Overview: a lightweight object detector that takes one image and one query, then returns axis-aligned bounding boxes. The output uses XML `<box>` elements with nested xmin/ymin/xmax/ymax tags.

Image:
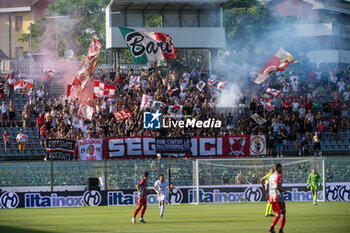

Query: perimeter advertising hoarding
<box><xmin>1</xmin><ymin>183</ymin><xmax>348</xmax><ymax>209</ymax></box>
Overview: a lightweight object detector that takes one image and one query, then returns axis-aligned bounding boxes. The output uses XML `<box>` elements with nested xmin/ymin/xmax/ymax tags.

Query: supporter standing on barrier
<box><xmin>266</xmin><ymin>163</ymin><xmax>286</xmax><ymax>233</ymax></box>
<box><xmin>132</xmin><ymin>172</ymin><xmax>149</xmax><ymax>224</ymax></box>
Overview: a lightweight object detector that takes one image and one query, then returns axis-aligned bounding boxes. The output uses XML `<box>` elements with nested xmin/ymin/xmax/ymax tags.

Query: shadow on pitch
<box><xmin>0</xmin><ymin>225</ymin><xmax>52</xmax><ymax>233</ymax></box>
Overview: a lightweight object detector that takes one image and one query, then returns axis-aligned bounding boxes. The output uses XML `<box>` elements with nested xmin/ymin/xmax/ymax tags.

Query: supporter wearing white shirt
<box><xmin>16</xmin><ymin>130</ymin><xmax>28</xmax><ymax>151</ymax></box>
<box><xmin>292</xmin><ymin>101</ymin><xmax>299</xmax><ymax>113</ymax></box>
<box><xmin>337</xmin><ymin>79</ymin><xmax>346</xmax><ymax>93</ymax></box>
<box><xmin>290</xmin><ymin>72</ymin><xmax>299</xmax><ymax>84</ymax></box>
<box><xmin>1</xmin><ymin>102</ymin><xmax>8</xmax><ymax>126</ymax></box>
<box><xmin>210</xmin><ymin>72</ymin><xmax>218</xmax><ymax>81</ymax></box>
<box><xmin>343</xmin><ymin>88</ymin><xmax>350</xmax><ymax>102</ymax></box>
<box><xmin>7</xmin><ymin>76</ymin><xmax>16</xmax><ymax>97</ymax></box>
<box><xmin>7</xmin><ymin>77</ymin><xmax>16</xmax><ymax>85</ymax></box>
<box><xmin>36</xmin><ymin>87</ymin><xmax>45</xmax><ymax>101</ymax></box>
<box><xmin>1</xmin><ymin>102</ymin><xmax>7</xmax><ymax>114</ymax></box>
<box><xmin>182</xmin><ymin>69</ymin><xmax>190</xmax><ymax>82</ymax></box>
<box><xmin>299</xmin><ymin>107</ymin><xmax>306</xmax><ymax>117</ymax></box>
<box><xmin>18</xmin><ymin>70</ymin><xmax>25</xmax><ymax>79</ymax></box>
<box><xmin>330</xmin><ymin>74</ymin><xmax>338</xmax><ymax>84</ymax></box>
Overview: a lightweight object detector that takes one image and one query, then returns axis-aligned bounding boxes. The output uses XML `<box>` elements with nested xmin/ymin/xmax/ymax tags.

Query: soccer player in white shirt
<box><xmin>154</xmin><ymin>174</ymin><xmax>170</xmax><ymax>218</ymax></box>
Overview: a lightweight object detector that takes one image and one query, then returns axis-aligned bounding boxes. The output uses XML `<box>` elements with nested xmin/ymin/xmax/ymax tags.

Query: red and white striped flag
<box><xmin>93</xmin><ymin>80</ymin><xmax>116</xmax><ymax>99</ymax></box>
<box><xmin>113</xmin><ymin>109</ymin><xmax>132</xmax><ymax>121</ymax></box>
<box><xmin>254</xmin><ymin>48</ymin><xmax>297</xmax><ymax>84</ymax></box>
<box><xmin>266</xmin><ymin>88</ymin><xmax>282</xmax><ymax>97</ymax></box>
<box><xmin>14</xmin><ymin>79</ymin><xmax>34</xmax><ymax>90</ymax></box>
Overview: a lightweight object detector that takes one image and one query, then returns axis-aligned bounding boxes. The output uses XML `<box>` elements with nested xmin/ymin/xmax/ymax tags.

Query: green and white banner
<box><xmin>119</xmin><ymin>27</ymin><xmax>177</xmax><ymax>64</ymax></box>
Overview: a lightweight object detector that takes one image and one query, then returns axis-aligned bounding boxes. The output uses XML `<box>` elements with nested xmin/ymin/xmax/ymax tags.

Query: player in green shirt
<box><xmin>260</xmin><ymin>168</ymin><xmax>274</xmax><ymax>216</ymax></box>
<box><xmin>307</xmin><ymin>168</ymin><xmax>322</xmax><ymax>205</ymax></box>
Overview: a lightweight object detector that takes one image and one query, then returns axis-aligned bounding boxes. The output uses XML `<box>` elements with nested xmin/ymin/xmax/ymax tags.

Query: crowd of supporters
<box><xmin>1</xmin><ymin>64</ymin><xmax>350</xmax><ymax>156</ymax></box>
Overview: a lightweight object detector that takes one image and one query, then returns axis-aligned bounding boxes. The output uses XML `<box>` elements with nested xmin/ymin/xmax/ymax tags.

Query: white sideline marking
<box><xmin>116</xmin><ymin>224</ymin><xmax>349</xmax><ymax>232</ymax></box>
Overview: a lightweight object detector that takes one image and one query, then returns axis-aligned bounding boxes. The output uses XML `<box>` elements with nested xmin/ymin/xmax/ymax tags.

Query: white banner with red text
<box><xmin>79</xmin><ymin>139</ymin><xmax>103</xmax><ymax>160</ymax></box>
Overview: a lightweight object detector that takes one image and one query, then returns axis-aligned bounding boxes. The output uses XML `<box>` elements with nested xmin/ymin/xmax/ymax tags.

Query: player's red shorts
<box><xmin>271</xmin><ymin>201</ymin><xmax>286</xmax><ymax>214</ymax></box>
<box><xmin>137</xmin><ymin>198</ymin><xmax>147</xmax><ymax>207</ymax></box>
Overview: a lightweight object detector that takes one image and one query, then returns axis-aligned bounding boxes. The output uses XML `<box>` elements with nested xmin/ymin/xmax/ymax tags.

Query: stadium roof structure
<box><xmin>105</xmin><ymin>0</ymin><xmax>226</xmax><ymax>49</ymax></box>
<box><xmin>108</xmin><ymin>0</ymin><xmax>226</xmax><ymax>12</ymax></box>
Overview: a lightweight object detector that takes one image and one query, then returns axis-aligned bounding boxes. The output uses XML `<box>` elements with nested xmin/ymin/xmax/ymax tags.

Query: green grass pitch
<box><xmin>0</xmin><ymin>202</ymin><xmax>350</xmax><ymax>233</ymax></box>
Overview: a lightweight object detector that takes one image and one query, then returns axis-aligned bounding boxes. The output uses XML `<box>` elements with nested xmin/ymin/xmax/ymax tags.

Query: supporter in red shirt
<box><xmin>316</xmin><ymin>121</ymin><xmax>326</xmax><ymax>139</ymax></box>
<box><xmin>36</xmin><ymin>112</ymin><xmax>45</xmax><ymax>138</ymax></box>
<box><xmin>304</xmin><ymin>99</ymin><xmax>312</xmax><ymax>112</ymax></box>
<box><xmin>333</xmin><ymin>99</ymin><xmax>341</xmax><ymax>117</ymax></box>
<box><xmin>5</xmin><ymin>70</ymin><xmax>14</xmax><ymax>80</ymax></box>
<box><xmin>2</xmin><ymin>129</ymin><xmax>11</xmax><ymax>152</ymax></box>
<box><xmin>282</xmin><ymin>99</ymin><xmax>291</xmax><ymax>113</ymax></box>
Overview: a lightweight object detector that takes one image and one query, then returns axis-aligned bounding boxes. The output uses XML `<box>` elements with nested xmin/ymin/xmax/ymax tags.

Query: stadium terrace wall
<box><xmin>1</xmin><ymin>183</ymin><xmax>349</xmax><ymax>209</ymax></box>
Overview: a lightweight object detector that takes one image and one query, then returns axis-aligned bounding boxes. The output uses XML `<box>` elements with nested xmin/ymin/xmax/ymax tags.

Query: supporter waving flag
<box><xmin>72</xmin><ymin>38</ymin><xmax>101</xmax><ymax>88</ymax></box>
<box><xmin>266</xmin><ymin>88</ymin><xmax>282</xmax><ymax>97</ymax></box>
<box><xmin>168</xmin><ymin>105</ymin><xmax>182</xmax><ymax>121</ymax></box>
<box><xmin>113</xmin><ymin>109</ymin><xmax>132</xmax><ymax>121</ymax></box>
<box><xmin>254</xmin><ymin>48</ymin><xmax>298</xmax><ymax>84</ymax></box>
<box><xmin>119</xmin><ymin>27</ymin><xmax>177</xmax><ymax>64</ymax></box>
<box><xmin>214</xmin><ymin>81</ymin><xmax>226</xmax><ymax>93</ymax></box>
<box><xmin>196</xmin><ymin>81</ymin><xmax>205</xmax><ymax>92</ymax></box>
<box><xmin>141</xmin><ymin>94</ymin><xmax>153</xmax><ymax>110</ymax></box>
<box><xmin>129</xmin><ymin>76</ymin><xmax>141</xmax><ymax>90</ymax></box>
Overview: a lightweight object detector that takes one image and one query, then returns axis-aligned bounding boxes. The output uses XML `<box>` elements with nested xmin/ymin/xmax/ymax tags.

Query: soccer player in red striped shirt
<box><xmin>132</xmin><ymin>172</ymin><xmax>149</xmax><ymax>223</ymax></box>
<box><xmin>266</xmin><ymin>163</ymin><xmax>286</xmax><ymax>233</ymax></box>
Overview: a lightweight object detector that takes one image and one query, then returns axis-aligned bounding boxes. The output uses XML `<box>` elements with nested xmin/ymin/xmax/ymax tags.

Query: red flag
<box><xmin>14</xmin><ymin>79</ymin><xmax>34</xmax><ymax>90</ymax></box>
<box><xmin>113</xmin><ymin>109</ymin><xmax>132</xmax><ymax>121</ymax></box>
<box><xmin>47</xmin><ymin>69</ymin><xmax>56</xmax><ymax>77</ymax></box>
<box><xmin>67</xmin><ymin>84</ymin><xmax>73</xmax><ymax>97</ymax></box>
<box><xmin>254</xmin><ymin>48</ymin><xmax>297</xmax><ymax>84</ymax></box>
<box><xmin>93</xmin><ymin>80</ymin><xmax>116</xmax><ymax>99</ymax></box>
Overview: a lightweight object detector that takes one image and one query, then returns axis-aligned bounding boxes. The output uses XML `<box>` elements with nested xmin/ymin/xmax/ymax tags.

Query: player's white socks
<box><xmin>160</xmin><ymin>205</ymin><xmax>164</xmax><ymax>218</ymax></box>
